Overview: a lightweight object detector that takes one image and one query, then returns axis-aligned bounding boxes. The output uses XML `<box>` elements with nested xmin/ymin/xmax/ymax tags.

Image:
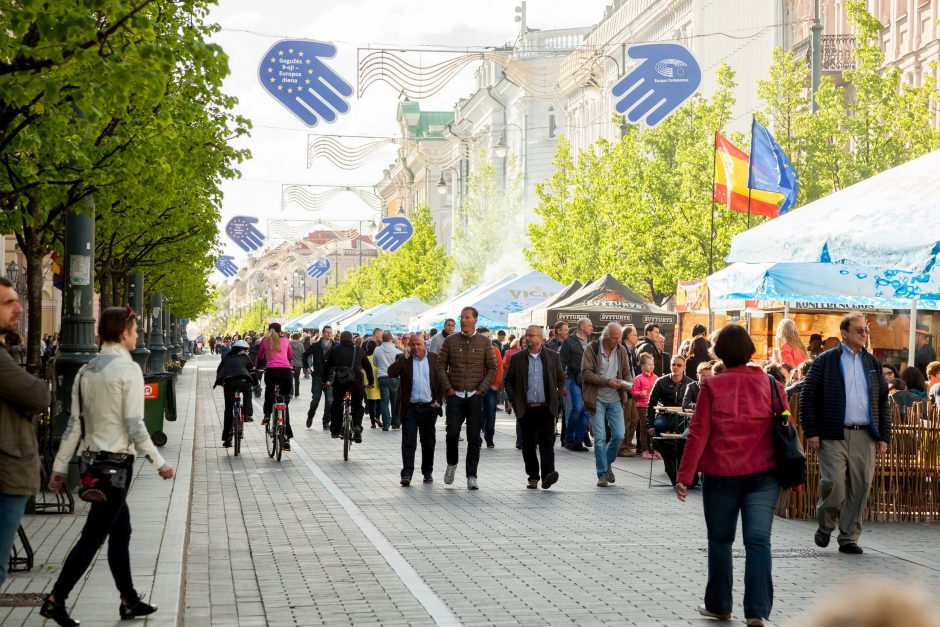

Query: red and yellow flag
<box><xmin>713</xmin><ymin>133</ymin><xmax>785</xmax><ymax>218</ymax></box>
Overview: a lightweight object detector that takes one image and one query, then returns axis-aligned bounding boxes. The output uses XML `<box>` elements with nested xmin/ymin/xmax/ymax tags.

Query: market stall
<box><xmin>544</xmin><ymin>274</ymin><xmax>675</xmax><ymax>346</ymax></box>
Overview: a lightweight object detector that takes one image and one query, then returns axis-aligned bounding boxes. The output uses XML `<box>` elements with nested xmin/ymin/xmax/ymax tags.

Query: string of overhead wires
<box><xmin>218</xmin><ymin>18</ymin><xmax>813</xmax><ymax>47</ymax></box>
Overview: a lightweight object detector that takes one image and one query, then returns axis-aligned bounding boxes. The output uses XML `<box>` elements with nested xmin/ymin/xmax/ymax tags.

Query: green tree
<box><xmin>317</xmin><ymin>205</ymin><xmax>452</xmax><ymax>309</ymax></box>
<box><xmin>0</xmin><ymin>1</ymin><xmax>246</xmax><ymax>369</ymax></box>
<box><xmin>452</xmin><ymin>152</ymin><xmax>523</xmax><ymax>289</ymax></box>
<box><xmin>528</xmin><ymin>65</ymin><xmax>745</xmax><ymax>304</ymax></box>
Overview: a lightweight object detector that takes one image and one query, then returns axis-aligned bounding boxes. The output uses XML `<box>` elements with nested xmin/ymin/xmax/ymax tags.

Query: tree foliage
<box><xmin>452</xmin><ymin>152</ymin><xmax>524</xmax><ymax>289</ymax></box>
<box><xmin>317</xmin><ymin>205</ymin><xmax>452</xmax><ymax>310</ymax></box>
<box><xmin>527</xmin><ymin>65</ymin><xmax>745</xmax><ymax>304</ymax></box>
<box><xmin>0</xmin><ymin>1</ymin><xmax>247</xmax><ymax>369</ymax></box>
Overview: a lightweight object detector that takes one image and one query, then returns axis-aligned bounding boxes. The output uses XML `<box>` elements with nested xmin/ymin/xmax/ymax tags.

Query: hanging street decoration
<box><xmin>226</xmin><ymin>216</ymin><xmax>266</xmax><ymax>252</ymax></box>
<box><xmin>611</xmin><ymin>43</ymin><xmax>701</xmax><ymax>127</ymax></box>
<box><xmin>374</xmin><ymin>216</ymin><xmax>414</xmax><ymax>253</ymax></box>
<box><xmin>307</xmin><ymin>257</ymin><xmax>332</xmax><ymax>279</ymax></box>
<box><xmin>215</xmin><ymin>255</ymin><xmax>239</xmax><ymax>278</ymax></box>
<box><xmin>259</xmin><ymin>39</ymin><xmax>353</xmax><ymax>127</ymax></box>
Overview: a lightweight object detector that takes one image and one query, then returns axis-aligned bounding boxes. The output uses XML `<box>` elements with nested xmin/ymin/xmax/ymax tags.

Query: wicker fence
<box><xmin>776</xmin><ymin>397</ymin><xmax>940</xmax><ymax>522</ymax></box>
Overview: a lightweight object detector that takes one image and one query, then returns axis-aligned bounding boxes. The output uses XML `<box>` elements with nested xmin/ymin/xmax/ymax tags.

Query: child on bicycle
<box><xmin>214</xmin><ymin>340</ymin><xmax>255</xmax><ymax>448</ymax></box>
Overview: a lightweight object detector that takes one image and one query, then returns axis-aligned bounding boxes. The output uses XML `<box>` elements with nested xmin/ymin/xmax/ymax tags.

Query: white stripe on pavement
<box><xmin>290</xmin><ymin>441</ymin><xmax>462</xmax><ymax>627</ymax></box>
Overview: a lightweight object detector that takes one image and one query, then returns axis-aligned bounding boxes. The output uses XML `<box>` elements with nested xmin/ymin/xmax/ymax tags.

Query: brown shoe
<box><xmin>541</xmin><ymin>471</ymin><xmax>559</xmax><ymax>489</ymax></box>
<box><xmin>400</xmin><ymin>476</ymin><xmax>411</xmax><ymax>487</ymax></box>
<box><xmin>423</xmin><ymin>474</ymin><xmax>433</xmax><ymax>483</ymax></box>
<box><xmin>527</xmin><ymin>479</ymin><xmax>539</xmax><ymax>489</ymax></box>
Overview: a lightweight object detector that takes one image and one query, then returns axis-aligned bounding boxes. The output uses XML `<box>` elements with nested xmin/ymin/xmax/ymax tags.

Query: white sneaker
<box><xmin>467</xmin><ymin>477</ymin><xmax>478</xmax><ymax>490</ymax></box>
<box><xmin>444</xmin><ymin>464</ymin><xmax>457</xmax><ymax>485</ymax></box>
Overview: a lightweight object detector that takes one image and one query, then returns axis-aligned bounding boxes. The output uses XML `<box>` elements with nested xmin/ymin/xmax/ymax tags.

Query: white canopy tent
<box><xmin>721</xmin><ymin>148</ymin><xmax>940</xmax><ymax>362</ymax></box>
<box><xmin>337</xmin><ymin>304</ymin><xmax>389</xmax><ymax>335</ymax></box>
<box><xmin>353</xmin><ymin>297</ymin><xmax>428</xmax><ymax>334</ymax></box>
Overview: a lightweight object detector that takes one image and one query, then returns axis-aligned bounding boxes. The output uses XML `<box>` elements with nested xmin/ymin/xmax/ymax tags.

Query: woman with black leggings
<box><xmin>257</xmin><ymin>323</ymin><xmax>294</xmax><ymax>450</ymax></box>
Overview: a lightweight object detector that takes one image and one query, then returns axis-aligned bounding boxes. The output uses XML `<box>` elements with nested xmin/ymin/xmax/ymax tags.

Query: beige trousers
<box><xmin>816</xmin><ymin>428</ymin><xmax>876</xmax><ymax>545</ymax></box>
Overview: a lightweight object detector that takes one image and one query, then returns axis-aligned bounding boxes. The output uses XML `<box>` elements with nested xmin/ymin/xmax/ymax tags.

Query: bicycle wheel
<box><xmin>343</xmin><ymin>406</ymin><xmax>351</xmax><ymax>461</ymax></box>
<box><xmin>233</xmin><ymin>407</ymin><xmax>242</xmax><ymax>457</ymax></box>
<box><xmin>265</xmin><ymin>414</ymin><xmax>276</xmax><ymax>458</ymax></box>
<box><xmin>274</xmin><ymin>409</ymin><xmax>283</xmax><ymax>462</ymax></box>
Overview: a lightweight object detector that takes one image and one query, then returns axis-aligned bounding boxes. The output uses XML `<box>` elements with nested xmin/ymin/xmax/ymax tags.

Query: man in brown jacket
<box><xmin>582</xmin><ymin>322</ymin><xmax>633</xmax><ymax>487</ymax></box>
<box><xmin>388</xmin><ymin>334</ymin><xmax>445</xmax><ymax>486</ymax></box>
<box><xmin>505</xmin><ymin>325</ymin><xmax>565</xmax><ymax>489</ymax></box>
<box><xmin>437</xmin><ymin>306</ymin><xmax>497</xmax><ymax>490</ymax></box>
<box><xmin>0</xmin><ymin>277</ymin><xmax>50</xmax><ymax>588</ymax></box>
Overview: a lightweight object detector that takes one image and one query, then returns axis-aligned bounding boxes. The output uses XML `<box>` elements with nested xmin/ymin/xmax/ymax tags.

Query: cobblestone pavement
<box><xmin>3</xmin><ymin>355</ymin><xmax>939</xmax><ymax>626</ymax></box>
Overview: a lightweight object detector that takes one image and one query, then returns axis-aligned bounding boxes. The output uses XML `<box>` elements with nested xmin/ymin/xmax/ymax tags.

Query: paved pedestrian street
<box><xmin>3</xmin><ymin>356</ymin><xmax>939</xmax><ymax>626</ymax></box>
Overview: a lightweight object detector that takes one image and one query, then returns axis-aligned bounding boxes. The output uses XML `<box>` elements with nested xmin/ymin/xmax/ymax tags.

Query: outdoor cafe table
<box><xmin>649</xmin><ymin>406</ymin><xmax>695</xmax><ymax>487</ymax></box>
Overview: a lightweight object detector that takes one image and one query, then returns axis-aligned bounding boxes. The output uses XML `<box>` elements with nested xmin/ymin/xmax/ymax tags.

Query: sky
<box><xmin>207</xmin><ymin>0</ymin><xmax>610</xmax><ymax>281</ymax></box>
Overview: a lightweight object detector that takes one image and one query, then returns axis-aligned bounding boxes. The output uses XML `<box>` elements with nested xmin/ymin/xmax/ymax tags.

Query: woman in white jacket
<box><xmin>41</xmin><ymin>307</ymin><xmax>176</xmax><ymax>626</ymax></box>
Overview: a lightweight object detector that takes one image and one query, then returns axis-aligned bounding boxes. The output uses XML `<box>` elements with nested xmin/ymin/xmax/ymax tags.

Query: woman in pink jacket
<box><xmin>676</xmin><ymin>324</ymin><xmax>788</xmax><ymax>627</ymax></box>
<box><xmin>256</xmin><ymin>322</ymin><xmax>294</xmax><ymax>450</ymax></box>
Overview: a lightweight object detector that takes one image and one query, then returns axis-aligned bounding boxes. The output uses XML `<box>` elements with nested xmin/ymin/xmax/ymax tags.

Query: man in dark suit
<box><xmin>505</xmin><ymin>325</ymin><xmax>566</xmax><ymax>489</ymax></box>
<box><xmin>303</xmin><ymin>325</ymin><xmax>337</xmax><ymax>429</ymax></box>
<box><xmin>388</xmin><ymin>333</ymin><xmax>445</xmax><ymax>486</ymax></box>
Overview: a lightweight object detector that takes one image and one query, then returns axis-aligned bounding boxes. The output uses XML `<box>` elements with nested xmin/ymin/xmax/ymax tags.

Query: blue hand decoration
<box><xmin>611</xmin><ymin>43</ymin><xmax>701</xmax><ymax>127</ymax></box>
<box><xmin>374</xmin><ymin>217</ymin><xmax>414</xmax><ymax>253</ymax></box>
<box><xmin>307</xmin><ymin>257</ymin><xmax>331</xmax><ymax>279</ymax></box>
<box><xmin>259</xmin><ymin>39</ymin><xmax>353</xmax><ymax>127</ymax></box>
<box><xmin>226</xmin><ymin>216</ymin><xmax>265</xmax><ymax>252</ymax></box>
<box><xmin>215</xmin><ymin>256</ymin><xmax>238</xmax><ymax>278</ymax></box>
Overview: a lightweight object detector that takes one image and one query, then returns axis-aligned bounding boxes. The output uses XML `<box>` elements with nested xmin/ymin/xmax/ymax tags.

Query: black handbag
<box><xmin>75</xmin><ymin>374</ymin><xmax>134</xmax><ymax>503</ymax></box>
<box><xmin>769</xmin><ymin>375</ymin><xmax>806</xmax><ymax>489</ymax></box>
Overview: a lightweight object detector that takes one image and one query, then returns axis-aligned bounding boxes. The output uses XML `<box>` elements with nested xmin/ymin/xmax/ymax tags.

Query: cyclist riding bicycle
<box><xmin>323</xmin><ymin>330</ymin><xmax>374</xmax><ymax>442</ymax></box>
<box><xmin>214</xmin><ymin>340</ymin><xmax>256</xmax><ymax>448</ymax></box>
<box><xmin>256</xmin><ymin>322</ymin><xmax>294</xmax><ymax>451</ymax></box>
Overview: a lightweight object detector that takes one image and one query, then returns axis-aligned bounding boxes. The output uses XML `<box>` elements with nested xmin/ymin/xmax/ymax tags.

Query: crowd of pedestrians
<box><xmin>204</xmin><ymin>308</ymin><xmax>922</xmax><ymax>626</ymax></box>
<box><xmin>2</xmin><ymin>279</ymin><xmax>933</xmax><ymax>627</ymax></box>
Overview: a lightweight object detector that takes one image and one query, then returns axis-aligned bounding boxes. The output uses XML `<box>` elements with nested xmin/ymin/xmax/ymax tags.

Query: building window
<box><xmin>548</xmin><ymin>106</ymin><xmax>557</xmax><ymax>138</ymax></box>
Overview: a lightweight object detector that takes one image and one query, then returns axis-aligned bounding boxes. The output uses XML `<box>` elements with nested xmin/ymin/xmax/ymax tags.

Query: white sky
<box><xmin>208</xmin><ymin>0</ymin><xmax>610</xmax><ymax>280</ymax></box>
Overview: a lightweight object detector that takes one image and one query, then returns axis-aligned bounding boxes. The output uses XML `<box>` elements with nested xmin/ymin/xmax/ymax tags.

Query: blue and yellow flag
<box><xmin>747</xmin><ymin>119</ymin><xmax>798</xmax><ymax>214</ymax></box>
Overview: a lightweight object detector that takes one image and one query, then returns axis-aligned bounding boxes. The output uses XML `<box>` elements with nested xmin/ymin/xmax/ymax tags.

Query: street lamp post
<box><xmin>127</xmin><ymin>273</ymin><xmax>150</xmax><ymax>371</ymax></box>
<box><xmin>52</xmin><ymin>200</ymin><xmax>97</xmax><ymax>437</ymax></box>
<box><xmin>148</xmin><ymin>294</ymin><xmax>167</xmax><ymax>374</ymax></box>
<box><xmin>282</xmin><ymin>276</ymin><xmax>288</xmax><ymax>314</ymax></box>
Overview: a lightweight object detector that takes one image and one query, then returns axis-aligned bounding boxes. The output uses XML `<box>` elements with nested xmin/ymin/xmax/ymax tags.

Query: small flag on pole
<box><xmin>713</xmin><ymin>133</ymin><xmax>784</xmax><ymax>217</ymax></box>
<box><xmin>747</xmin><ymin>118</ymin><xmax>798</xmax><ymax>214</ymax></box>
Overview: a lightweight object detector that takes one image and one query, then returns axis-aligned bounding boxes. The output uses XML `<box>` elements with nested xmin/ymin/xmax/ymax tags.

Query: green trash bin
<box><xmin>144</xmin><ymin>373</ymin><xmax>175</xmax><ymax>447</ymax></box>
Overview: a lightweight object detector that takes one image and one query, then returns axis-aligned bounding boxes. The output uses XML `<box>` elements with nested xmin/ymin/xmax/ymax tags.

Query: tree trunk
<box><xmin>112</xmin><ymin>271</ymin><xmax>126</xmax><ymax>306</ymax></box>
<box><xmin>23</xmin><ymin>243</ymin><xmax>45</xmax><ymax>375</ymax></box>
<box><xmin>99</xmin><ymin>263</ymin><xmax>112</xmax><ymax>310</ymax></box>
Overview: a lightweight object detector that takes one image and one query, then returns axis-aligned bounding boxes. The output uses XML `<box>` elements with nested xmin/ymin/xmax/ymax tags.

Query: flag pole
<box><xmin>709</xmin><ymin>130</ymin><xmax>718</xmax><ymax>333</ymax></box>
<box><xmin>709</xmin><ymin>130</ymin><xmax>717</xmax><ymax>277</ymax></box>
<box><xmin>746</xmin><ymin>115</ymin><xmax>754</xmax><ymax>229</ymax></box>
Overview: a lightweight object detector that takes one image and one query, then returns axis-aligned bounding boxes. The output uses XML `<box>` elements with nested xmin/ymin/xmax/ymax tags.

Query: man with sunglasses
<box><xmin>801</xmin><ymin>312</ymin><xmax>889</xmax><ymax>555</ymax></box>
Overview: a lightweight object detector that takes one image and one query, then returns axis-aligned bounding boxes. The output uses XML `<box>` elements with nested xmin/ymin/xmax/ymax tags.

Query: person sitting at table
<box><xmin>682</xmin><ymin>361</ymin><xmax>714</xmax><ymax>411</ymax></box>
<box><xmin>647</xmin><ymin>354</ymin><xmax>694</xmax><ymax>438</ymax></box>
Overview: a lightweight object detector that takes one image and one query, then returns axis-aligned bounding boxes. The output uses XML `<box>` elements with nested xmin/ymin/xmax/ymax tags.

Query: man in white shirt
<box><xmin>388</xmin><ymin>334</ymin><xmax>443</xmax><ymax>486</ymax></box>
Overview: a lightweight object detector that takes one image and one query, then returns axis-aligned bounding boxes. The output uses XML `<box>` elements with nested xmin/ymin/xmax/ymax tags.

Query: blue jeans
<box><xmin>590</xmin><ymin>399</ymin><xmax>624</xmax><ymax>476</ymax></box>
<box><xmin>483</xmin><ymin>389</ymin><xmax>497</xmax><ymax>445</ymax></box>
<box><xmin>564</xmin><ymin>380</ymin><xmax>590</xmax><ymax>446</ymax></box>
<box><xmin>702</xmin><ymin>471</ymin><xmax>780</xmax><ymax>620</ymax></box>
<box><xmin>0</xmin><ymin>494</ymin><xmax>29</xmax><ymax>587</ymax></box>
<box><xmin>379</xmin><ymin>377</ymin><xmax>400</xmax><ymax>428</ymax></box>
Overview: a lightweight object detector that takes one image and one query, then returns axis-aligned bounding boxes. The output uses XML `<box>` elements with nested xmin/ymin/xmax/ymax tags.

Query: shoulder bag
<box><xmin>75</xmin><ymin>372</ymin><xmax>134</xmax><ymax>503</ymax></box>
<box><xmin>334</xmin><ymin>346</ymin><xmax>359</xmax><ymax>386</ymax></box>
<box><xmin>769</xmin><ymin>375</ymin><xmax>806</xmax><ymax>489</ymax></box>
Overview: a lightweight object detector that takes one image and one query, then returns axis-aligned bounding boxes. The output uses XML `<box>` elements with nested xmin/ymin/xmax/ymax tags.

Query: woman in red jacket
<box><xmin>676</xmin><ymin>324</ymin><xmax>788</xmax><ymax>627</ymax></box>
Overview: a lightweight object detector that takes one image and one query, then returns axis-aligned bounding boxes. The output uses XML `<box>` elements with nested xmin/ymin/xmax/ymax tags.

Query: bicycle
<box><xmin>266</xmin><ymin>384</ymin><xmax>288</xmax><ymax>461</ymax></box>
<box><xmin>342</xmin><ymin>390</ymin><xmax>353</xmax><ymax>461</ymax></box>
<box><xmin>231</xmin><ymin>388</ymin><xmax>244</xmax><ymax>457</ymax></box>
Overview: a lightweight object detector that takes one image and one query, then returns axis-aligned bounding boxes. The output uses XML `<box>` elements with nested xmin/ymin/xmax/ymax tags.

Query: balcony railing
<box><xmin>791</xmin><ymin>34</ymin><xmax>856</xmax><ymax>72</ymax></box>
